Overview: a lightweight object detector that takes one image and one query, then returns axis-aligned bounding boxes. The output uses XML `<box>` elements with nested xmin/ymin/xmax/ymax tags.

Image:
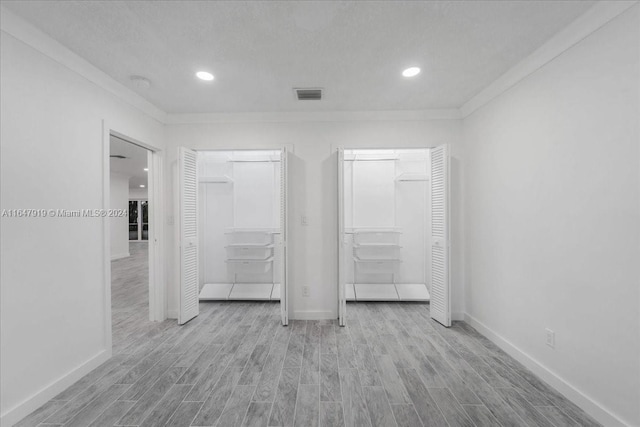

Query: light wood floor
<box><xmin>15</xmin><ymin>244</ymin><xmax>601</xmax><ymax>427</ymax></box>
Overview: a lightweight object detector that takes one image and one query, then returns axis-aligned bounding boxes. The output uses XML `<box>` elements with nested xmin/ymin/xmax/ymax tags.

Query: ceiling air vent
<box><xmin>295</xmin><ymin>88</ymin><xmax>322</xmax><ymax>101</ymax></box>
<box><xmin>110</xmin><ymin>155</ymin><xmax>127</xmax><ymax>159</ymax></box>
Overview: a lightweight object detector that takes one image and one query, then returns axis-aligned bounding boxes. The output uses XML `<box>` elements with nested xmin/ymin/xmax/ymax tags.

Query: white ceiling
<box><xmin>4</xmin><ymin>1</ymin><xmax>595</xmax><ymax>114</ymax></box>
<box><xmin>110</xmin><ymin>136</ymin><xmax>148</xmax><ymax>190</ymax></box>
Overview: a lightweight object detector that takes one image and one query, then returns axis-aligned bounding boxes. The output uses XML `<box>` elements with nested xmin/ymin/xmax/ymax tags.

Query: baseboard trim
<box><xmin>1</xmin><ymin>349</ymin><xmax>111</xmax><ymax>427</ymax></box>
<box><xmin>464</xmin><ymin>313</ymin><xmax>629</xmax><ymax>427</ymax></box>
<box><xmin>110</xmin><ymin>252</ymin><xmax>130</xmax><ymax>261</ymax></box>
<box><xmin>167</xmin><ymin>309</ymin><xmax>178</xmax><ymax>320</ymax></box>
<box><xmin>292</xmin><ymin>310</ymin><xmax>335</xmax><ymax>320</ymax></box>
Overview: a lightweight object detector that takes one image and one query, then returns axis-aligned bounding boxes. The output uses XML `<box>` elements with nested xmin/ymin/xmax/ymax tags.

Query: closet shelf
<box><xmin>199</xmin><ymin>175</ymin><xmax>233</xmax><ymax>183</ymax></box>
<box><xmin>227</xmin><ymin>155</ymin><xmax>281</xmax><ymax>163</ymax></box>
<box><xmin>225</xmin><ymin>229</ymin><xmax>278</xmax><ymax>234</ymax></box>
<box><xmin>395</xmin><ymin>173</ymin><xmax>429</xmax><ymax>182</ymax></box>
<box><xmin>352</xmin><ymin>228</ymin><xmax>401</xmax><ymax>233</ymax></box>
<box><xmin>226</xmin><ymin>257</ymin><xmax>274</xmax><ymax>263</ymax></box>
<box><xmin>354</xmin><ymin>257</ymin><xmax>401</xmax><ymax>263</ymax></box>
<box><xmin>344</xmin><ymin>154</ymin><xmax>399</xmax><ymax>161</ymax></box>
<box><xmin>225</xmin><ymin>243</ymin><xmax>275</xmax><ymax>248</ymax></box>
<box><xmin>353</xmin><ymin>243</ymin><xmax>401</xmax><ymax>248</ymax></box>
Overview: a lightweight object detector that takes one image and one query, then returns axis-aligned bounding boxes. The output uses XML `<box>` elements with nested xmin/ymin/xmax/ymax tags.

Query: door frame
<box><xmin>102</xmin><ymin>121</ymin><xmax>166</xmax><ymax>353</ymax></box>
<box><xmin>333</xmin><ymin>144</ymin><xmax>438</xmax><ymax>325</ymax></box>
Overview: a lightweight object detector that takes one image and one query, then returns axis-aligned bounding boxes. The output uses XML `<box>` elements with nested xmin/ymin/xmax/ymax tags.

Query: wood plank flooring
<box><xmin>15</xmin><ymin>244</ymin><xmax>602</xmax><ymax>427</ymax></box>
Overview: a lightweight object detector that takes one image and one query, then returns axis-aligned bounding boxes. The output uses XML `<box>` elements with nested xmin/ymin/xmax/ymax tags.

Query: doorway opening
<box><xmin>109</xmin><ymin>135</ymin><xmax>153</xmax><ymax>349</ymax></box>
<box><xmin>105</xmin><ymin>127</ymin><xmax>164</xmax><ymax>356</ymax></box>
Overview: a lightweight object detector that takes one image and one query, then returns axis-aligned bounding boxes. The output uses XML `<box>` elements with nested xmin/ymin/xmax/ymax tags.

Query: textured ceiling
<box><xmin>110</xmin><ymin>136</ymin><xmax>148</xmax><ymax>190</ymax></box>
<box><xmin>4</xmin><ymin>1</ymin><xmax>595</xmax><ymax>113</ymax></box>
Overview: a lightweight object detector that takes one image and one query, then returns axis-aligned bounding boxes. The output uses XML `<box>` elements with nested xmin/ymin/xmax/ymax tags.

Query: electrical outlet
<box><xmin>545</xmin><ymin>328</ymin><xmax>555</xmax><ymax>348</ymax></box>
<box><xmin>302</xmin><ymin>286</ymin><xmax>310</xmax><ymax>297</ymax></box>
<box><xmin>301</xmin><ymin>215</ymin><xmax>309</xmax><ymax>226</ymax></box>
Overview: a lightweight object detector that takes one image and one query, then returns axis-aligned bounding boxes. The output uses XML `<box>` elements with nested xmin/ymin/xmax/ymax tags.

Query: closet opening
<box><xmin>338</xmin><ymin>146</ymin><xmax>450</xmax><ymax>327</ymax></box>
<box><xmin>177</xmin><ymin>148</ymin><xmax>289</xmax><ymax>326</ymax></box>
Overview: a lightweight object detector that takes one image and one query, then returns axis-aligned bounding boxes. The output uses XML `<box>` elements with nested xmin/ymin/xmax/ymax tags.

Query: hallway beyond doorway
<box><xmin>110</xmin><ymin>242</ymin><xmax>152</xmax><ymax>351</ymax></box>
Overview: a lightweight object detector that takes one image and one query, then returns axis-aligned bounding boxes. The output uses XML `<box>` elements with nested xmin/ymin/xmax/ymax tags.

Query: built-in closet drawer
<box><xmin>226</xmin><ymin>258</ymin><xmax>274</xmax><ymax>274</ymax></box>
<box><xmin>354</xmin><ymin>258</ymin><xmax>401</xmax><ymax>274</ymax></box>
<box><xmin>225</xmin><ymin>245</ymin><xmax>274</xmax><ymax>260</ymax></box>
<box><xmin>353</xmin><ymin>230</ymin><xmax>401</xmax><ymax>245</ymax></box>
<box><xmin>353</xmin><ymin>244</ymin><xmax>401</xmax><ymax>260</ymax></box>
<box><xmin>225</xmin><ymin>230</ymin><xmax>275</xmax><ymax>246</ymax></box>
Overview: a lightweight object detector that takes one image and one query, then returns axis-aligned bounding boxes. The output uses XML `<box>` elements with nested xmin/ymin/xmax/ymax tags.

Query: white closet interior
<box><xmin>342</xmin><ymin>148</ymin><xmax>431</xmax><ymax>302</ymax></box>
<box><xmin>197</xmin><ymin>150</ymin><xmax>283</xmax><ymax>301</ymax></box>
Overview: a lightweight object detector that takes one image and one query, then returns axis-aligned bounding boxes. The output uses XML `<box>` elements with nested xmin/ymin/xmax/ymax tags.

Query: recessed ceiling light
<box><xmin>143</xmin><ymin>168</ymin><xmax>149</xmax><ymax>172</ymax></box>
<box><xmin>196</xmin><ymin>71</ymin><xmax>214</xmax><ymax>81</ymax></box>
<box><xmin>140</xmin><ymin>185</ymin><xmax>145</xmax><ymax>188</ymax></box>
<box><xmin>402</xmin><ymin>67</ymin><xmax>421</xmax><ymax>77</ymax></box>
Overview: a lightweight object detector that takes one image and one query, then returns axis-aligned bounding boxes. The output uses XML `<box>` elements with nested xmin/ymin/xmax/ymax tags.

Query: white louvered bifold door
<box><xmin>337</xmin><ymin>148</ymin><xmax>346</xmax><ymax>327</ymax></box>
<box><xmin>279</xmin><ymin>147</ymin><xmax>289</xmax><ymax>326</ymax></box>
<box><xmin>430</xmin><ymin>144</ymin><xmax>451</xmax><ymax>327</ymax></box>
<box><xmin>178</xmin><ymin>147</ymin><xmax>199</xmax><ymax>325</ymax></box>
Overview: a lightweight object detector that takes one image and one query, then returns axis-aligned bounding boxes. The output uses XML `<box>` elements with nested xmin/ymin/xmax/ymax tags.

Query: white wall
<box><xmin>129</xmin><ymin>187</ymin><xmax>149</xmax><ymax>200</ymax></box>
<box><xmin>110</xmin><ymin>173</ymin><xmax>129</xmax><ymax>259</ymax></box>
<box><xmin>165</xmin><ymin>119</ymin><xmax>464</xmax><ymax>320</ymax></box>
<box><xmin>0</xmin><ymin>27</ymin><xmax>164</xmax><ymax>426</ymax></box>
<box><xmin>462</xmin><ymin>5</ymin><xmax>639</xmax><ymax>426</ymax></box>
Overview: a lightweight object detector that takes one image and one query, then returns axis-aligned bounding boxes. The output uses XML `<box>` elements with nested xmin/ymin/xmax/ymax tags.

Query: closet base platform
<box><xmin>199</xmin><ymin>282</ymin><xmax>280</xmax><ymax>301</ymax></box>
<box><xmin>271</xmin><ymin>283</ymin><xmax>281</xmax><ymax>301</ymax></box>
<box><xmin>346</xmin><ymin>283</ymin><xmax>356</xmax><ymax>301</ymax></box>
<box><xmin>199</xmin><ymin>283</ymin><xmax>234</xmax><ymax>300</ymax></box>
<box><xmin>395</xmin><ymin>283</ymin><xmax>430</xmax><ymax>301</ymax></box>
<box><xmin>346</xmin><ymin>283</ymin><xmax>430</xmax><ymax>302</ymax></box>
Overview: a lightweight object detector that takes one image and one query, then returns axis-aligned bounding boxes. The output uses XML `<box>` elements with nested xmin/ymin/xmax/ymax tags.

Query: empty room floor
<box><xmin>15</xmin><ymin>257</ymin><xmax>601</xmax><ymax>427</ymax></box>
<box><xmin>111</xmin><ymin>242</ymin><xmax>153</xmax><ymax>352</ymax></box>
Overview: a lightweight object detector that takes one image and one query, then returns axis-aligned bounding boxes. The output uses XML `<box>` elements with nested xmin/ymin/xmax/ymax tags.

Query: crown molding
<box><xmin>165</xmin><ymin>109</ymin><xmax>462</xmax><ymax>124</ymax></box>
<box><xmin>0</xmin><ymin>7</ymin><xmax>167</xmax><ymax>124</ymax></box>
<box><xmin>460</xmin><ymin>0</ymin><xmax>638</xmax><ymax>118</ymax></box>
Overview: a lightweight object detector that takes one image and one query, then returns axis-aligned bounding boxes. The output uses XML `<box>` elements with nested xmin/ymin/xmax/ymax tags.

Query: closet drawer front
<box><xmin>226</xmin><ymin>246</ymin><xmax>273</xmax><ymax>260</ymax></box>
<box><xmin>353</xmin><ymin>232</ymin><xmax>400</xmax><ymax>245</ymax></box>
<box><xmin>227</xmin><ymin>259</ymin><xmax>273</xmax><ymax>274</ymax></box>
<box><xmin>226</xmin><ymin>231</ymin><xmax>274</xmax><ymax>246</ymax></box>
<box><xmin>355</xmin><ymin>260</ymin><xmax>400</xmax><ymax>274</ymax></box>
<box><xmin>354</xmin><ymin>245</ymin><xmax>400</xmax><ymax>260</ymax></box>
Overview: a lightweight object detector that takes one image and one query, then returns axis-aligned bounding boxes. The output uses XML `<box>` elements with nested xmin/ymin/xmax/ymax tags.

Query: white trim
<box><xmin>464</xmin><ymin>313</ymin><xmax>629</xmax><ymax>427</ymax></box>
<box><xmin>460</xmin><ymin>1</ymin><xmax>638</xmax><ymax>118</ymax></box>
<box><xmin>149</xmin><ymin>150</ymin><xmax>166</xmax><ymax>322</ymax></box>
<box><xmin>166</xmin><ymin>109</ymin><xmax>461</xmax><ymax>124</ymax></box>
<box><xmin>102</xmin><ymin>121</ymin><xmax>113</xmax><ymax>354</ymax></box>
<box><xmin>167</xmin><ymin>309</ymin><xmax>179</xmax><ymax>320</ymax></box>
<box><xmin>0</xmin><ymin>350</ymin><xmax>110</xmax><ymax>427</ymax></box>
<box><xmin>0</xmin><ymin>7</ymin><xmax>166</xmax><ymax>124</ymax></box>
<box><xmin>292</xmin><ymin>310</ymin><xmax>336</xmax><ymax>320</ymax></box>
<box><xmin>111</xmin><ymin>252</ymin><xmax>130</xmax><ymax>261</ymax></box>
<box><xmin>451</xmin><ymin>312</ymin><xmax>465</xmax><ymax>322</ymax></box>
<box><xmin>104</xmin><ymin>123</ymin><xmax>167</xmax><ymax>329</ymax></box>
